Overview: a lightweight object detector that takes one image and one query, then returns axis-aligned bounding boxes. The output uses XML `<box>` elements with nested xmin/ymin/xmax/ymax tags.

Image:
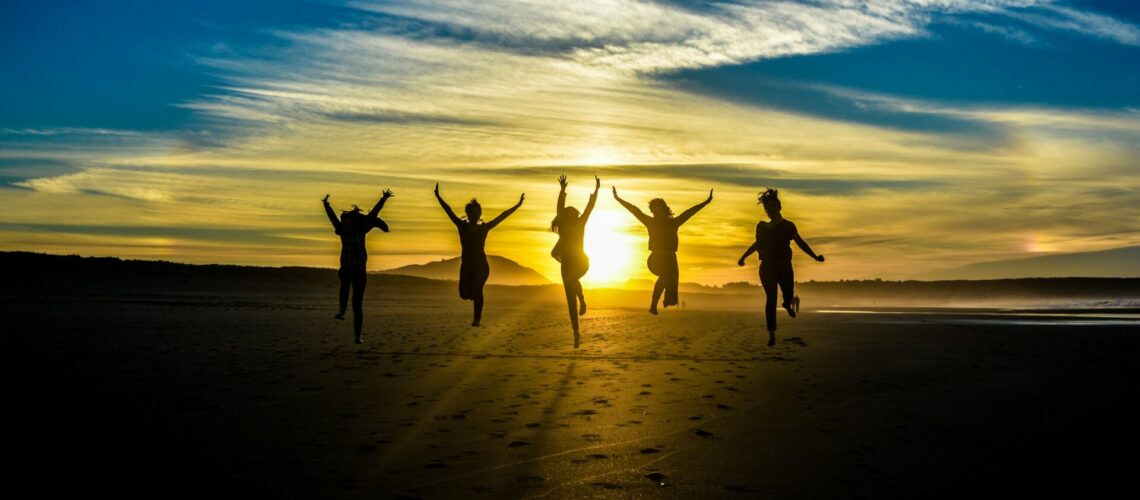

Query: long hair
<box><xmin>550</xmin><ymin>206</ymin><xmax>580</xmax><ymax>233</ymax></box>
<box><xmin>648</xmin><ymin>198</ymin><xmax>673</xmax><ymax>218</ymax></box>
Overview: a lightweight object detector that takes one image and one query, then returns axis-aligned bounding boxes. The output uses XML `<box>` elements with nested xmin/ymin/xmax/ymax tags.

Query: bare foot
<box><xmin>767</xmin><ymin>331</ymin><xmax>776</xmax><ymax>347</ymax></box>
<box><xmin>335</xmin><ymin>313</ymin><xmax>345</xmax><ymax>320</ymax></box>
<box><xmin>573</xmin><ymin>330</ymin><xmax>580</xmax><ymax>349</ymax></box>
<box><xmin>355</xmin><ymin>335</ymin><xmax>363</xmax><ymax>345</ymax></box>
<box><xmin>648</xmin><ymin>307</ymin><xmax>658</xmax><ymax>315</ymax></box>
<box><xmin>579</xmin><ymin>301</ymin><xmax>587</xmax><ymax>316</ymax></box>
<box><xmin>783</xmin><ymin>301</ymin><xmax>796</xmax><ymax>319</ymax></box>
<box><xmin>471</xmin><ymin>321</ymin><xmax>481</xmax><ymax>327</ymax></box>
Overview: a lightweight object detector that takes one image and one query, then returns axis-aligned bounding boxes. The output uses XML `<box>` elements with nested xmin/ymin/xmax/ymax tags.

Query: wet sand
<box><xmin>6</xmin><ymin>287</ymin><xmax>1139</xmax><ymax>498</ymax></box>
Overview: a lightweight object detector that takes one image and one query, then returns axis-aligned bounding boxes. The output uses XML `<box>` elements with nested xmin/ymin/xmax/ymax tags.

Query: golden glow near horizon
<box><xmin>581</xmin><ymin>208</ymin><xmax>638</xmax><ymax>286</ymax></box>
<box><xmin>3</xmin><ymin>1</ymin><xmax>1139</xmax><ymax>283</ymax></box>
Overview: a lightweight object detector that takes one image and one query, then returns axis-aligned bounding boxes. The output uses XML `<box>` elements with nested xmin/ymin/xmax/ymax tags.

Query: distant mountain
<box><xmin>379</xmin><ymin>255</ymin><xmax>550</xmax><ymax>285</ymax></box>
<box><xmin>921</xmin><ymin>246</ymin><xmax>1140</xmax><ymax>280</ymax></box>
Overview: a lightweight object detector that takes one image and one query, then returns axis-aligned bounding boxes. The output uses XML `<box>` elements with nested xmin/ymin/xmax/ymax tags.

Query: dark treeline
<box><xmin>3</xmin><ymin>252</ymin><xmax>1138</xmax><ymax>305</ymax></box>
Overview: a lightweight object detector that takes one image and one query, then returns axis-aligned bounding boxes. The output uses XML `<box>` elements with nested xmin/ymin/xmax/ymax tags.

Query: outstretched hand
<box><xmin>322</xmin><ymin>194</ymin><xmax>330</xmax><ymax>203</ymax></box>
<box><xmin>382</xmin><ymin>188</ymin><xmax>394</xmax><ymax>198</ymax></box>
<box><xmin>558</xmin><ymin>174</ymin><xmax>567</xmax><ymax>189</ymax></box>
<box><xmin>518</xmin><ymin>193</ymin><xmax>526</xmax><ymax>204</ymax></box>
<box><xmin>815</xmin><ymin>255</ymin><xmax>825</xmax><ymax>263</ymax></box>
<box><xmin>737</xmin><ymin>257</ymin><xmax>746</xmax><ymax>267</ymax></box>
<box><xmin>594</xmin><ymin>176</ymin><xmax>600</xmax><ymax>190</ymax></box>
<box><xmin>706</xmin><ymin>189</ymin><xmax>714</xmax><ymax>203</ymax></box>
<box><xmin>434</xmin><ymin>183</ymin><xmax>440</xmax><ymax>196</ymax></box>
<box><xmin>611</xmin><ymin>186</ymin><xmax>619</xmax><ymax>199</ymax></box>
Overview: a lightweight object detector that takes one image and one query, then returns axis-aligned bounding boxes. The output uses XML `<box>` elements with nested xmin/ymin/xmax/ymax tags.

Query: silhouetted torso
<box><xmin>457</xmin><ymin>221</ymin><xmax>490</xmax><ymax>261</ymax></box>
<box><xmin>646</xmin><ymin>218</ymin><xmax>680</xmax><ymax>253</ymax></box>
<box><xmin>555</xmin><ymin>220</ymin><xmax>587</xmax><ymax>259</ymax></box>
<box><xmin>337</xmin><ymin>222</ymin><xmax>375</xmax><ymax>270</ymax></box>
<box><xmin>756</xmin><ymin>219</ymin><xmax>797</xmax><ymax>261</ymax></box>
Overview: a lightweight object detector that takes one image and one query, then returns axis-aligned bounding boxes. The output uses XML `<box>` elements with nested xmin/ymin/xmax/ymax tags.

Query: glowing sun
<box><xmin>583</xmin><ymin>208</ymin><xmax>638</xmax><ymax>285</ymax></box>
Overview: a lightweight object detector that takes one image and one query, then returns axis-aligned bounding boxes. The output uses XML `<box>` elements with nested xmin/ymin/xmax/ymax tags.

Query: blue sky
<box><xmin>4</xmin><ymin>1</ymin><xmax>1136</xmax><ymax>132</ymax></box>
<box><xmin>2</xmin><ymin>0</ymin><xmax>1138</xmax><ymax>282</ymax></box>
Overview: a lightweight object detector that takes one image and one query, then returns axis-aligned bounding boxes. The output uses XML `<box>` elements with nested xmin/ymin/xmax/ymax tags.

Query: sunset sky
<box><xmin>2</xmin><ymin>0</ymin><xmax>1138</xmax><ymax>285</ymax></box>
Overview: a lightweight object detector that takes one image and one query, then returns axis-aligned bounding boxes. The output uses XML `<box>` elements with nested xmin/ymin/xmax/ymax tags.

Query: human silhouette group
<box><xmin>324</xmin><ymin>177</ymin><xmax>824</xmax><ymax>347</ymax></box>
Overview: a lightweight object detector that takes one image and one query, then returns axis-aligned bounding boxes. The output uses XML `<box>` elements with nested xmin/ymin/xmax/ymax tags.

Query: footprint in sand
<box><xmin>581</xmin><ymin>433</ymin><xmax>602</xmax><ymax>442</ymax></box>
<box><xmin>591</xmin><ymin>482</ymin><xmax>623</xmax><ymax>490</ymax></box>
<box><xmin>507</xmin><ymin>440</ymin><xmax>530</xmax><ymax>448</ymax></box>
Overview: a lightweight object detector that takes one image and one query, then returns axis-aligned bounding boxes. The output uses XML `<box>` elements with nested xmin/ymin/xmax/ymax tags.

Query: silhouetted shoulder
<box><xmin>784</xmin><ymin>219</ymin><xmax>798</xmax><ymax>235</ymax></box>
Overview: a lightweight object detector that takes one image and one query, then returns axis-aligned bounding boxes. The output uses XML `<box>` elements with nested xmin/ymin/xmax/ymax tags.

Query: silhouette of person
<box><xmin>323</xmin><ymin>189</ymin><xmax>393</xmax><ymax>344</ymax></box>
<box><xmin>737</xmin><ymin>188</ymin><xmax>824</xmax><ymax>346</ymax></box>
<box><xmin>551</xmin><ymin>175</ymin><xmax>599</xmax><ymax>348</ymax></box>
<box><xmin>435</xmin><ymin>183</ymin><xmax>524</xmax><ymax>326</ymax></box>
<box><xmin>613</xmin><ymin>186</ymin><xmax>712</xmax><ymax>314</ymax></box>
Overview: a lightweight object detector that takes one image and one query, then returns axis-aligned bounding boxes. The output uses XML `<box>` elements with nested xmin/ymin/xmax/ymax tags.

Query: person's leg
<box><xmin>336</xmin><ymin>269</ymin><xmax>349</xmax><ymax>319</ymax></box>
<box><xmin>473</xmin><ymin>293</ymin><xmax>484</xmax><ymax>326</ymax></box>
<box><xmin>564</xmin><ymin>284</ymin><xmax>579</xmax><ymax>332</ymax></box>
<box><xmin>575</xmin><ymin>257</ymin><xmax>588</xmax><ymax>316</ymax></box>
<box><xmin>760</xmin><ymin>261</ymin><xmax>778</xmax><ymax>346</ymax></box>
<box><xmin>576</xmin><ymin>280</ymin><xmax>586</xmax><ymax>316</ymax></box>
<box><xmin>780</xmin><ymin>262</ymin><xmax>797</xmax><ymax>318</ymax></box>
<box><xmin>561</xmin><ymin>264</ymin><xmax>580</xmax><ymax>333</ymax></box>
<box><xmin>647</xmin><ymin>253</ymin><xmax>663</xmax><ymax>315</ymax></box>
<box><xmin>352</xmin><ymin>271</ymin><xmax>366</xmax><ymax>343</ymax></box>
<box><xmin>663</xmin><ymin>254</ymin><xmax>679</xmax><ymax>307</ymax></box>
<box><xmin>472</xmin><ymin>263</ymin><xmax>489</xmax><ymax>326</ymax></box>
<box><xmin>458</xmin><ymin>261</ymin><xmax>471</xmax><ymax>301</ymax></box>
<box><xmin>650</xmin><ymin>280</ymin><xmax>665</xmax><ymax>315</ymax></box>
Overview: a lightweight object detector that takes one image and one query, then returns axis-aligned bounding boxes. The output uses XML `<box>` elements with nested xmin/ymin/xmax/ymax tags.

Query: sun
<box><xmin>582</xmin><ymin>208</ymin><xmax>638</xmax><ymax>286</ymax></box>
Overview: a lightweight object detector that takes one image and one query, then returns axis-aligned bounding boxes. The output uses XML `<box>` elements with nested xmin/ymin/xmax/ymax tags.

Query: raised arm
<box><xmin>557</xmin><ymin>175</ymin><xmax>567</xmax><ymax>214</ymax></box>
<box><xmin>581</xmin><ymin>176</ymin><xmax>600</xmax><ymax>222</ymax></box>
<box><xmin>434</xmin><ymin>183</ymin><xmax>463</xmax><ymax>226</ymax></box>
<box><xmin>612</xmin><ymin>186</ymin><xmax>650</xmax><ymax>226</ymax></box>
<box><xmin>367</xmin><ymin>188</ymin><xmax>394</xmax><ymax>220</ymax></box>
<box><xmin>487</xmin><ymin>193</ymin><xmax>525</xmax><ymax>229</ymax></box>
<box><xmin>675</xmin><ymin>189</ymin><xmax>713</xmax><ymax>226</ymax></box>
<box><xmin>322</xmin><ymin>194</ymin><xmax>342</xmax><ymax>232</ymax></box>
<box><xmin>793</xmin><ymin>233</ymin><xmax>825</xmax><ymax>262</ymax></box>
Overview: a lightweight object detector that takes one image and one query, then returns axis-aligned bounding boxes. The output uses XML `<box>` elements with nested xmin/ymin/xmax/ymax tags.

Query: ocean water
<box><xmin>817</xmin><ymin>308</ymin><xmax>1140</xmax><ymax>327</ymax></box>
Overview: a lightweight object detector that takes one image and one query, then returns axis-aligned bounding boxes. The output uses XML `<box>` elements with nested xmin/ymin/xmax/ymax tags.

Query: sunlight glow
<box><xmin>578</xmin><ymin>147</ymin><xmax>623</xmax><ymax>166</ymax></box>
<box><xmin>582</xmin><ymin>208</ymin><xmax>637</xmax><ymax>285</ymax></box>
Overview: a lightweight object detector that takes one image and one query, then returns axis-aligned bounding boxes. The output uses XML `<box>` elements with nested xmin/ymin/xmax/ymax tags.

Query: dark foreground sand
<box><xmin>5</xmin><ymin>286</ymin><xmax>1139</xmax><ymax>498</ymax></box>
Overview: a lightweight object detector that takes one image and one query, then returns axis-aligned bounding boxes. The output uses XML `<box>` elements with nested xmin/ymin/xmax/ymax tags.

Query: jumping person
<box><xmin>613</xmin><ymin>186</ymin><xmax>712</xmax><ymax>315</ymax></box>
<box><xmin>323</xmin><ymin>189</ymin><xmax>393</xmax><ymax>344</ymax></box>
<box><xmin>551</xmin><ymin>174</ymin><xmax>599</xmax><ymax>348</ymax></box>
<box><xmin>737</xmin><ymin>188</ymin><xmax>824</xmax><ymax>346</ymax></box>
<box><xmin>435</xmin><ymin>183</ymin><xmax>524</xmax><ymax>326</ymax></box>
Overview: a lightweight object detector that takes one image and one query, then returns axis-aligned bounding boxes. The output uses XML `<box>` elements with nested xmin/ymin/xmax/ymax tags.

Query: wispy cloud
<box><xmin>1006</xmin><ymin>4</ymin><xmax>1140</xmax><ymax>45</ymax></box>
<box><xmin>4</xmin><ymin>0</ymin><xmax>1140</xmax><ymax>281</ymax></box>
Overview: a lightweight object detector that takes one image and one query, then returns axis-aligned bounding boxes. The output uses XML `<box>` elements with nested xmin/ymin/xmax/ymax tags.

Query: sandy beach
<box><xmin>6</xmin><ymin>283</ymin><xmax>1138</xmax><ymax>498</ymax></box>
